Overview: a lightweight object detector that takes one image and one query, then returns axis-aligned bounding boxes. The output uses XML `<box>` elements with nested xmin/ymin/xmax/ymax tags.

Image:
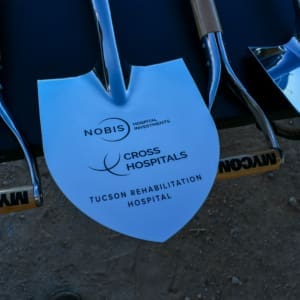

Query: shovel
<box><xmin>37</xmin><ymin>0</ymin><xmax>220</xmax><ymax>242</ymax></box>
<box><xmin>0</xmin><ymin>84</ymin><xmax>42</xmax><ymax>214</ymax></box>
<box><xmin>190</xmin><ymin>0</ymin><xmax>283</xmax><ymax>179</ymax></box>
<box><xmin>249</xmin><ymin>0</ymin><xmax>300</xmax><ymax>114</ymax></box>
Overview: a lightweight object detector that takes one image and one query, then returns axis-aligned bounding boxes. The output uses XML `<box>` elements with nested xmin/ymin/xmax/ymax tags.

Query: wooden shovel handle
<box><xmin>0</xmin><ymin>185</ymin><xmax>41</xmax><ymax>214</ymax></box>
<box><xmin>190</xmin><ymin>0</ymin><xmax>222</xmax><ymax>39</ymax></box>
<box><xmin>217</xmin><ymin>149</ymin><xmax>283</xmax><ymax>180</ymax></box>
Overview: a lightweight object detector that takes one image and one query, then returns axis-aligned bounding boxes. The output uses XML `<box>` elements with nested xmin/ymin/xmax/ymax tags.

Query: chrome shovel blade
<box><xmin>250</xmin><ymin>36</ymin><xmax>300</xmax><ymax>113</ymax></box>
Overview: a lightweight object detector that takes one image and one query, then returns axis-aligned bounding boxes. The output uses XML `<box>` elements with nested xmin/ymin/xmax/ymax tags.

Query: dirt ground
<box><xmin>0</xmin><ymin>123</ymin><xmax>299</xmax><ymax>300</ymax></box>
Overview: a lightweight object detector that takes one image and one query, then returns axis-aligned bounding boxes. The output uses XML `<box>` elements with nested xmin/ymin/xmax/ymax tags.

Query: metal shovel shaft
<box><xmin>0</xmin><ymin>91</ymin><xmax>42</xmax><ymax>213</ymax></box>
<box><xmin>216</xmin><ymin>33</ymin><xmax>280</xmax><ymax>151</ymax></box>
<box><xmin>190</xmin><ymin>0</ymin><xmax>222</xmax><ymax>110</ymax></box>
<box><xmin>202</xmin><ymin>33</ymin><xmax>221</xmax><ymax>111</ymax></box>
<box><xmin>190</xmin><ymin>0</ymin><xmax>283</xmax><ymax>174</ymax></box>
<box><xmin>91</xmin><ymin>0</ymin><xmax>127</xmax><ymax>103</ymax></box>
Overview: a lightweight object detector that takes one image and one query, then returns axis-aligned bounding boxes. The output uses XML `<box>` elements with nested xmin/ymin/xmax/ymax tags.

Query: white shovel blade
<box><xmin>38</xmin><ymin>59</ymin><xmax>219</xmax><ymax>242</ymax></box>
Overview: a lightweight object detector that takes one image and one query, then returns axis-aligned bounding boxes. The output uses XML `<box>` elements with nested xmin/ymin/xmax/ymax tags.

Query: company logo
<box><xmin>84</xmin><ymin>118</ymin><xmax>130</xmax><ymax>142</ymax></box>
<box><xmin>90</xmin><ymin>147</ymin><xmax>188</xmax><ymax>177</ymax></box>
<box><xmin>0</xmin><ymin>191</ymin><xmax>29</xmax><ymax>207</ymax></box>
<box><xmin>218</xmin><ymin>151</ymin><xmax>278</xmax><ymax>174</ymax></box>
<box><xmin>89</xmin><ymin>153</ymin><xmax>129</xmax><ymax>177</ymax></box>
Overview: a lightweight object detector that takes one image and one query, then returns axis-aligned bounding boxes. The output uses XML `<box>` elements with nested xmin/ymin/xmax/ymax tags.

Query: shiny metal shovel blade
<box><xmin>249</xmin><ymin>0</ymin><xmax>300</xmax><ymax>114</ymax></box>
<box><xmin>250</xmin><ymin>36</ymin><xmax>300</xmax><ymax>113</ymax></box>
<box><xmin>38</xmin><ymin>59</ymin><xmax>220</xmax><ymax>242</ymax></box>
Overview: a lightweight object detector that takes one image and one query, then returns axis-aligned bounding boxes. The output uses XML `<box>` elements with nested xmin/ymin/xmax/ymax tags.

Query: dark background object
<box><xmin>0</xmin><ymin>0</ymin><xmax>297</xmax><ymax>160</ymax></box>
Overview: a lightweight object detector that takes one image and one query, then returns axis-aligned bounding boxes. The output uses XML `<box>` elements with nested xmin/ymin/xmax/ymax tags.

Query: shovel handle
<box><xmin>217</xmin><ymin>149</ymin><xmax>283</xmax><ymax>180</ymax></box>
<box><xmin>0</xmin><ymin>185</ymin><xmax>41</xmax><ymax>214</ymax></box>
<box><xmin>190</xmin><ymin>0</ymin><xmax>222</xmax><ymax>39</ymax></box>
